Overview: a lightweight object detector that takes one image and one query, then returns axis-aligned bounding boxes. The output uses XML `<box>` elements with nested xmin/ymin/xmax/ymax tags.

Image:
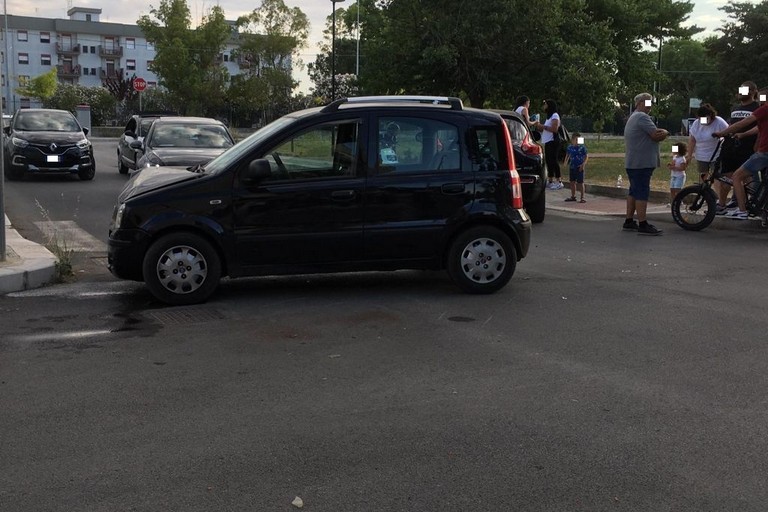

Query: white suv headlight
<box><xmin>76</xmin><ymin>138</ymin><xmax>91</xmax><ymax>150</ymax></box>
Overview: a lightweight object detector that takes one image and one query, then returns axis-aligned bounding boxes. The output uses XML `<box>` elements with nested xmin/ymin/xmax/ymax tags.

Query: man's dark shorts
<box><xmin>569</xmin><ymin>167</ymin><xmax>584</xmax><ymax>183</ymax></box>
<box><xmin>626</xmin><ymin>168</ymin><xmax>654</xmax><ymax>201</ymax></box>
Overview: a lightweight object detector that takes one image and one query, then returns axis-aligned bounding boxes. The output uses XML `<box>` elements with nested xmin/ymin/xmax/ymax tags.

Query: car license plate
<box><xmin>47</xmin><ymin>155</ymin><xmax>59</xmax><ymax>163</ymax></box>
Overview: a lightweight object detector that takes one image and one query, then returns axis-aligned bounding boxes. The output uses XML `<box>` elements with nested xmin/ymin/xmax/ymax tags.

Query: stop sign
<box><xmin>133</xmin><ymin>78</ymin><xmax>147</xmax><ymax>92</ymax></box>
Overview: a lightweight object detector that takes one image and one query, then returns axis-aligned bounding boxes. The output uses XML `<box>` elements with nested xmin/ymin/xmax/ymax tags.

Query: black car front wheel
<box><xmin>78</xmin><ymin>165</ymin><xmax>95</xmax><ymax>180</ymax></box>
<box><xmin>447</xmin><ymin>226</ymin><xmax>517</xmax><ymax>294</ymax></box>
<box><xmin>143</xmin><ymin>233</ymin><xmax>222</xmax><ymax>305</ymax></box>
<box><xmin>117</xmin><ymin>151</ymin><xmax>129</xmax><ymax>174</ymax></box>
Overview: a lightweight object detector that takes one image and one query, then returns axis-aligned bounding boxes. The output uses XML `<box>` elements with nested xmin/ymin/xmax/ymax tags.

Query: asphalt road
<box><xmin>2</xmin><ymin>170</ymin><xmax>768</xmax><ymax>511</ymax></box>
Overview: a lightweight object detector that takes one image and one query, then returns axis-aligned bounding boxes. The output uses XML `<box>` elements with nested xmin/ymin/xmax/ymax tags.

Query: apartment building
<box><xmin>0</xmin><ymin>7</ymin><xmax>248</xmax><ymax>112</ymax></box>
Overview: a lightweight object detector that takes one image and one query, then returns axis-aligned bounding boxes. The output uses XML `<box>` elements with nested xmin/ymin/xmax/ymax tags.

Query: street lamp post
<box><xmin>330</xmin><ymin>0</ymin><xmax>346</xmax><ymax>102</ymax></box>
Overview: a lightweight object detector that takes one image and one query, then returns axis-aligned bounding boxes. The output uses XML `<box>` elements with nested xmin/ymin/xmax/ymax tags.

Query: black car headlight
<box><xmin>11</xmin><ymin>137</ymin><xmax>29</xmax><ymax>148</ymax></box>
<box><xmin>113</xmin><ymin>203</ymin><xmax>126</xmax><ymax>229</ymax></box>
<box><xmin>76</xmin><ymin>138</ymin><xmax>91</xmax><ymax>150</ymax></box>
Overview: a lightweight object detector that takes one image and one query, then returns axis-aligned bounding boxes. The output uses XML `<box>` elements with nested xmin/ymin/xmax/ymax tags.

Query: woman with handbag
<box><xmin>534</xmin><ymin>99</ymin><xmax>563</xmax><ymax>190</ymax></box>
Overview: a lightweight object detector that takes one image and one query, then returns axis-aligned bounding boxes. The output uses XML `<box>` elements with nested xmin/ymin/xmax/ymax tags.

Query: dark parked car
<box><xmin>117</xmin><ymin>112</ymin><xmax>173</xmax><ymax>174</ymax></box>
<box><xmin>108</xmin><ymin>96</ymin><xmax>532</xmax><ymax>305</ymax></box>
<box><xmin>492</xmin><ymin>110</ymin><xmax>546</xmax><ymax>223</ymax></box>
<box><xmin>3</xmin><ymin>108</ymin><xmax>94</xmax><ymax>181</ymax></box>
<box><xmin>132</xmin><ymin>116</ymin><xmax>235</xmax><ymax>172</ymax></box>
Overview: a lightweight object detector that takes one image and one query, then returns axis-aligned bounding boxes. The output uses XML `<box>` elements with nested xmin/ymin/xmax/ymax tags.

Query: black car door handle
<box><xmin>331</xmin><ymin>190</ymin><xmax>357</xmax><ymax>201</ymax></box>
<box><xmin>441</xmin><ymin>183</ymin><xmax>465</xmax><ymax>194</ymax></box>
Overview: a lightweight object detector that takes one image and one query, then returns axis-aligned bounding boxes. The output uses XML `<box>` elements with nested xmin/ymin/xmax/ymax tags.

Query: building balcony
<box><xmin>56</xmin><ymin>64</ymin><xmax>82</xmax><ymax>78</ymax></box>
<box><xmin>55</xmin><ymin>43</ymin><xmax>81</xmax><ymax>56</ymax></box>
<box><xmin>99</xmin><ymin>44</ymin><xmax>123</xmax><ymax>58</ymax></box>
<box><xmin>99</xmin><ymin>67</ymin><xmax>123</xmax><ymax>79</ymax></box>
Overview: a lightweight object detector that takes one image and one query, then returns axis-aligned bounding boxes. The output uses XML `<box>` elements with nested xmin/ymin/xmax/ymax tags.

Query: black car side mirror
<box><xmin>83</xmin><ymin>127</ymin><xmax>89</xmax><ymax>136</ymax></box>
<box><xmin>129</xmin><ymin>140</ymin><xmax>143</xmax><ymax>150</ymax></box>
<box><xmin>3</xmin><ymin>126</ymin><xmax>9</xmax><ymax>136</ymax></box>
<box><xmin>124</xmin><ymin>130</ymin><xmax>137</xmax><ymax>138</ymax></box>
<box><xmin>530</xmin><ymin>130</ymin><xmax>542</xmax><ymax>142</ymax></box>
<box><xmin>242</xmin><ymin>158</ymin><xmax>272</xmax><ymax>184</ymax></box>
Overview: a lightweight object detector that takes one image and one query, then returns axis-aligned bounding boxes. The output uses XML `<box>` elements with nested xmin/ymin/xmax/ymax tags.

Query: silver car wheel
<box><xmin>458</xmin><ymin>237</ymin><xmax>507</xmax><ymax>283</ymax></box>
<box><xmin>155</xmin><ymin>245</ymin><xmax>208</xmax><ymax>294</ymax></box>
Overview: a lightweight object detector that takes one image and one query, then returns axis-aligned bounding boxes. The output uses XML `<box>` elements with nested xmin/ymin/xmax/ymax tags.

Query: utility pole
<box><xmin>0</xmin><ymin>1</ymin><xmax>10</xmax><ymax>261</ymax></box>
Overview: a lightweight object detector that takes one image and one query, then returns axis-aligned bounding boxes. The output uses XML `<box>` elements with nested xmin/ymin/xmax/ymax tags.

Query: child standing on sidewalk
<box><xmin>563</xmin><ymin>132</ymin><xmax>588</xmax><ymax>202</ymax></box>
<box><xmin>667</xmin><ymin>142</ymin><xmax>688</xmax><ymax>205</ymax></box>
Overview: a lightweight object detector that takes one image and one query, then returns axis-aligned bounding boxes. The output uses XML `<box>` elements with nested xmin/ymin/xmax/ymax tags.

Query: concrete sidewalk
<box><xmin>1</xmin><ymin>215</ymin><xmax>56</xmax><ymax>295</ymax></box>
<box><xmin>546</xmin><ymin>183</ymin><xmax>766</xmax><ymax>232</ymax></box>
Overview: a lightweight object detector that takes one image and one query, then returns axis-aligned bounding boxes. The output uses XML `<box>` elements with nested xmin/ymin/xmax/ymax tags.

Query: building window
<box><xmin>19</xmin><ymin>75</ymin><xmax>30</xmax><ymax>86</ymax></box>
<box><xmin>41</xmin><ymin>54</ymin><xmax>51</xmax><ymax>66</ymax></box>
<box><xmin>18</xmin><ymin>53</ymin><xmax>29</xmax><ymax>65</ymax></box>
<box><xmin>40</xmin><ymin>32</ymin><xmax>50</xmax><ymax>43</ymax></box>
<box><xmin>1</xmin><ymin>75</ymin><xmax>4</xmax><ymax>87</ymax></box>
<box><xmin>86</xmin><ymin>14</ymin><xmax>92</xmax><ymax>22</ymax></box>
<box><xmin>83</xmin><ymin>46</ymin><xmax>89</xmax><ymax>54</ymax></box>
<box><xmin>147</xmin><ymin>60</ymin><xmax>154</xmax><ymax>69</ymax></box>
<box><xmin>17</xmin><ymin>30</ymin><xmax>28</xmax><ymax>42</ymax></box>
<box><xmin>223</xmin><ymin>54</ymin><xmax>229</xmax><ymax>62</ymax></box>
<box><xmin>147</xmin><ymin>41</ymin><xmax>154</xmax><ymax>51</ymax></box>
<box><xmin>126</xmin><ymin>38</ymin><xmax>135</xmax><ymax>50</ymax></box>
<box><xmin>90</xmin><ymin>46</ymin><xmax>96</xmax><ymax>54</ymax></box>
<box><xmin>148</xmin><ymin>81</ymin><xmax>157</xmax><ymax>88</ymax></box>
<box><xmin>126</xmin><ymin>59</ymin><xmax>136</xmax><ymax>71</ymax></box>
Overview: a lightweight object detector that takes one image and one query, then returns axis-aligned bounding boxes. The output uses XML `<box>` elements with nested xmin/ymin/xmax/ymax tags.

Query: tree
<box><xmin>137</xmin><ymin>0</ymin><xmax>231</xmax><ymax>116</ymax></box>
<box><xmin>707</xmin><ymin>0</ymin><xmax>768</xmax><ymax>102</ymax></box>
<box><xmin>42</xmin><ymin>84</ymin><xmax>117</xmax><ymax>126</ymax></box>
<box><xmin>15</xmin><ymin>69</ymin><xmax>58</xmax><ymax>101</ymax></box>
<box><xmin>656</xmin><ymin>38</ymin><xmax>725</xmax><ymax>123</ymax></box>
<box><xmin>230</xmin><ymin>0</ymin><xmax>309</xmax><ymax>123</ymax></box>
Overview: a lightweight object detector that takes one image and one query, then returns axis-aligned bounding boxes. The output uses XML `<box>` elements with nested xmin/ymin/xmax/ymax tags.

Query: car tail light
<box><xmin>501</xmin><ymin>121</ymin><xmax>524</xmax><ymax>210</ymax></box>
<box><xmin>521</xmin><ymin>133</ymin><xmax>542</xmax><ymax>156</ymax></box>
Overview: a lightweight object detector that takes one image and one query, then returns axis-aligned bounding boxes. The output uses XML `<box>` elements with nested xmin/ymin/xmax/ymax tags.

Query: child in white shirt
<box><xmin>667</xmin><ymin>142</ymin><xmax>688</xmax><ymax>205</ymax></box>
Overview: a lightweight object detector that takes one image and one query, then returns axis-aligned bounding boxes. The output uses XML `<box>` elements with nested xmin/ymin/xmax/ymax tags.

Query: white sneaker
<box><xmin>556</xmin><ymin>182</ymin><xmax>564</xmax><ymax>190</ymax></box>
<box><xmin>546</xmin><ymin>182</ymin><xmax>556</xmax><ymax>190</ymax></box>
<box><xmin>725</xmin><ymin>209</ymin><xmax>749</xmax><ymax>220</ymax></box>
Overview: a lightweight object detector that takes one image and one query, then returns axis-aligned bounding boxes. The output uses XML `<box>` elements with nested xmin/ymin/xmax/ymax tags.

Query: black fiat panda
<box><xmin>108</xmin><ymin>96</ymin><xmax>532</xmax><ymax>305</ymax></box>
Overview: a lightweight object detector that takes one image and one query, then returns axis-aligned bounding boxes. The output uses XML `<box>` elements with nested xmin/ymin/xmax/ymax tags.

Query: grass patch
<box><xmin>35</xmin><ymin>199</ymin><xmax>75</xmax><ymax>283</ymax></box>
<box><xmin>582</xmin><ymin>157</ymin><xmax>676</xmax><ymax>192</ymax></box>
<box><xmin>575</xmin><ymin>135</ymin><xmax>688</xmax><ymax>154</ymax></box>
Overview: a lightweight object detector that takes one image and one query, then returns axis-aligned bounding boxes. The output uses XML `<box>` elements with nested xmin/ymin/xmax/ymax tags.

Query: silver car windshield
<box><xmin>147</xmin><ymin>124</ymin><xmax>234</xmax><ymax>149</ymax></box>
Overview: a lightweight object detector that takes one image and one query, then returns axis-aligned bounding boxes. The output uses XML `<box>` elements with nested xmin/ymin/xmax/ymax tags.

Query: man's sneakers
<box><xmin>715</xmin><ymin>204</ymin><xmax>729</xmax><ymax>216</ymax></box>
<box><xmin>637</xmin><ymin>222</ymin><xmax>663</xmax><ymax>235</ymax></box>
<box><xmin>623</xmin><ymin>219</ymin><xmax>662</xmax><ymax>235</ymax></box>
<box><xmin>725</xmin><ymin>209</ymin><xmax>749</xmax><ymax>220</ymax></box>
<box><xmin>622</xmin><ymin>219</ymin><xmax>639</xmax><ymax>231</ymax></box>
<box><xmin>546</xmin><ymin>182</ymin><xmax>565</xmax><ymax>190</ymax></box>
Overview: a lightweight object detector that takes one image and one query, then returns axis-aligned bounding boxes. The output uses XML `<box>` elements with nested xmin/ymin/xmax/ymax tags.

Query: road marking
<box><xmin>34</xmin><ymin>220</ymin><xmax>107</xmax><ymax>252</ymax></box>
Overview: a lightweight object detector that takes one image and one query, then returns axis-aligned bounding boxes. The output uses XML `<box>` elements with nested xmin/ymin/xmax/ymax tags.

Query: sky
<box><xmin>1</xmin><ymin>0</ymin><xmax>755</xmax><ymax>93</ymax></box>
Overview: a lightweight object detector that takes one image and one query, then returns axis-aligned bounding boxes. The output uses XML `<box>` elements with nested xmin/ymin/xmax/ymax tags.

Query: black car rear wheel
<box><xmin>526</xmin><ymin>189</ymin><xmax>546</xmax><ymax>223</ymax></box>
<box><xmin>143</xmin><ymin>233</ymin><xmax>222</xmax><ymax>305</ymax></box>
<box><xmin>447</xmin><ymin>226</ymin><xmax>516</xmax><ymax>294</ymax></box>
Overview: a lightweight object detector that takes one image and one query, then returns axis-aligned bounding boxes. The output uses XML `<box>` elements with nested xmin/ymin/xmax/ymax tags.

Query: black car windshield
<box><xmin>147</xmin><ymin>123</ymin><xmax>234</xmax><ymax>149</ymax></box>
<box><xmin>205</xmin><ymin>116</ymin><xmax>296</xmax><ymax>175</ymax></box>
<box><xmin>14</xmin><ymin>111</ymin><xmax>81</xmax><ymax>132</ymax></box>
